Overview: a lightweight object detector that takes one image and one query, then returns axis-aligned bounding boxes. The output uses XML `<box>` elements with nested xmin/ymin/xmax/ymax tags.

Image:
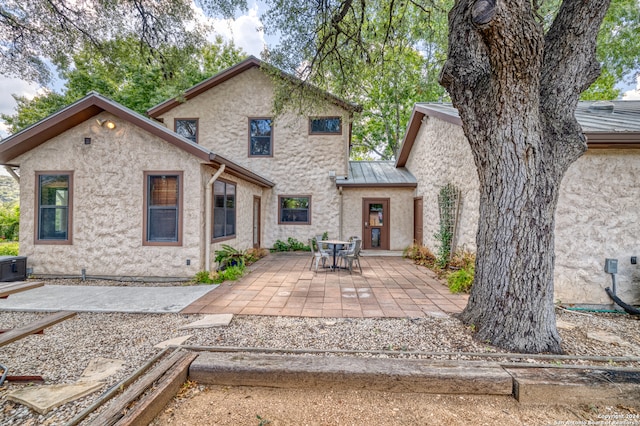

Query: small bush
<box><xmin>447</xmin><ymin>267</ymin><xmax>474</xmax><ymax>293</ymax></box>
<box><xmin>403</xmin><ymin>243</ymin><xmax>437</xmax><ymax>268</ymax></box>
<box><xmin>245</xmin><ymin>247</ymin><xmax>269</xmax><ymax>265</ymax></box>
<box><xmin>0</xmin><ymin>242</ymin><xmax>19</xmax><ymax>256</ymax></box>
<box><xmin>271</xmin><ymin>237</ymin><xmax>310</xmax><ymax>252</ymax></box>
<box><xmin>213</xmin><ymin>265</ymin><xmax>244</xmax><ymax>283</ymax></box>
<box><xmin>193</xmin><ymin>270</ymin><xmax>215</xmax><ymax>284</ymax></box>
<box><xmin>0</xmin><ymin>204</ymin><xmax>19</xmax><ymax>241</ymax></box>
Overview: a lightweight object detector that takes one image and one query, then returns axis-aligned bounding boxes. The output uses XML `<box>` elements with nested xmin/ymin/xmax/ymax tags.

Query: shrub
<box><xmin>271</xmin><ymin>237</ymin><xmax>310</xmax><ymax>252</ymax></box>
<box><xmin>245</xmin><ymin>247</ymin><xmax>269</xmax><ymax>265</ymax></box>
<box><xmin>403</xmin><ymin>243</ymin><xmax>437</xmax><ymax>268</ymax></box>
<box><xmin>447</xmin><ymin>267</ymin><xmax>474</xmax><ymax>293</ymax></box>
<box><xmin>0</xmin><ymin>204</ymin><xmax>19</xmax><ymax>241</ymax></box>
<box><xmin>213</xmin><ymin>265</ymin><xmax>244</xmax><ymax>283</ymax></box>
<box><xmin>193</xmin><ymin>270</ymin><xmax>215</xmax><ymax>284</ymax></box>
<box><xmin>214</xmin><ymin>244</ymin><xmax>246</xmax><ymax>271</ymax></box>
<box><xmin>0</xmin><ymin>242</ymin><xmax>19</xmax><ymax>256</ymax></box>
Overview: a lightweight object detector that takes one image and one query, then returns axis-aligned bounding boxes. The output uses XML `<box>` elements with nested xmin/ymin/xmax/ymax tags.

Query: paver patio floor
<box><xmin>182</xmin><ymin>253</ymin><xmax>468</xmax><ymax>318</ymax></box>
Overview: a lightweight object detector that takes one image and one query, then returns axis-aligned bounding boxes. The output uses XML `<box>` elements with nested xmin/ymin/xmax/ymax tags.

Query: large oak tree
<box><xmin>439</xmin><ymin>0</ymin><xmax>611</xmax><ymax>353</ymax></box>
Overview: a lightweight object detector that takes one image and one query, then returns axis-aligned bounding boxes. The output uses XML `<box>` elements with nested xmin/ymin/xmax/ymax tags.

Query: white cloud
<box><xmin>208</xmin><ymin>5</ymin><xmax>266</xmax><ymax>57</ymax></box>
<box><xmin>622</xmin><ymin>75</ymin><xmax>640</xmax><ymax>100</ymax></box>
<box><xmin>0</xmin><ymin>77</ymin><xmax>42</xmax><ymax>138</ymax></box>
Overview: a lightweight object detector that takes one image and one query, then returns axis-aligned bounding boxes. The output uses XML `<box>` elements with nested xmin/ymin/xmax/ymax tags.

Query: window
<box><xmin>37</xmin><ymin>172</ymin><xmax>72</xmax><ymax>243</ymax></box>
<box><xmin>310</xmin><ymin>117</ymin><xmax>342</xmax><ymax>134</ymax></box>
<box><xmin>279</xmin><ymin>196</ymin><xmax>311</xmax><ymax>224</ymax></box>
<box><xmin>249</xmin><ymin>118</ymin><xmax>272</xmax><ymax>156</ymax></box>
<box><xmin>175</xmin><ymin>119</ymin><xmax>198</xmax><ymax>143</ymax></box>
<box><xmin>213</xmin><ymin>180</ymin><xmax>236</xmax><ymax>240</ymax></box>
<box><xmin>144</xmin><ymin>172</ymin><xmax>182</xmax><ymax>245</ymax></box>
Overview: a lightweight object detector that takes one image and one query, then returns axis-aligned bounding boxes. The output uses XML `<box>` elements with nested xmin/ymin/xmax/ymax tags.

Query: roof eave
<box><xmin>335</xmin><ymin>182</ymin><xmax>417</xmax><ymax>188</ymax></box>
<box><xmin>585</xmin><ymin>132</ymin><xmax>640</xmax><ymax>148</ymax></box>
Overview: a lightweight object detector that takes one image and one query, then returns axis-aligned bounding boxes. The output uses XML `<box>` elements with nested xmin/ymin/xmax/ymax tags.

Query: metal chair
<box><xmin>339</xmin><ymin>239</ymin><xmax>362</xmax><ymax>274</ymax></box>
<box><xmin>309</xmin><ymin>238</ymin><xmax>329</xmax><ymax>272</ymax></box>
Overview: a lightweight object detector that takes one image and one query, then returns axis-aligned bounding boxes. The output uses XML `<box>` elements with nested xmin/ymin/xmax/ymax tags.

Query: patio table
<box><xmin>322</xmin><ymin>239</ymin><xmax>350</xmax><ymax>271</ymax></box>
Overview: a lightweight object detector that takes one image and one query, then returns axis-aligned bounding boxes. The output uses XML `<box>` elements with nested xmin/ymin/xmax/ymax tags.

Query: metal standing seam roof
<box><xmin>336</xmin><ymin>161</ymin><xmax>417</xmax><ymax>187</ymax></box>
<box><xmin>412</xmin><ymin>100</ymin><xmax>640</xmax><ymax>133</ymax></box>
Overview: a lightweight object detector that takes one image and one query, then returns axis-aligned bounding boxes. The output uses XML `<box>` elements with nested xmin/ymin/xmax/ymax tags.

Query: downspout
<box><xmin>339</xmin><ymin>186</ymin><xmax>343</xmax><ymax>240</ymax></box>
<box><xmin>4</xmin><ymin>166</ymin><xmax>19</xmax><ymax>184</ymax></box>
<box><xmin>205</xmin><ymin>164</ymin><xmax>226</xmax><ymax>272</ymax></box>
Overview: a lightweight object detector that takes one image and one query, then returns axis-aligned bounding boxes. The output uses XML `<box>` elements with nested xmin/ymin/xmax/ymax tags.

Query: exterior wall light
<box><xmin>96</xmin><ymin>119</ymin><xmax>116</xmax><ymax>129</ymax></box>
<box><xmin>328</xmin><ymin>170</ymin><xmax>336</xmax><ymax>180</ymax></box>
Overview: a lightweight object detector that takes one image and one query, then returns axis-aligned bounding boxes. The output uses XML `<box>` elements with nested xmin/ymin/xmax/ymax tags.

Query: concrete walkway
<box><xmin>182</xmin><ymin>253</ymin><xmax>468</xmax><ymax>317</ymax></box>
<box><xmin>0</xmin><ymin>285</ymin><xmax>214</xmax><ymax>313</ymax></box>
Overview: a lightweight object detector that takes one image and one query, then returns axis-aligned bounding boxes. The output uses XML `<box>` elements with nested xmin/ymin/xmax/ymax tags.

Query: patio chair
<box><xmin>309</xmin><ymin>238</ymin><xmax>329</xmax><ymax>272</ymax></box>
<box><xmin>315</xmin><ymin>235</ymin><xmax>331</xmax><ymax>257</ymax></box>
<box><xmin>338</xmin><ymin>239</ymin><xmax>362</xmax><ymax>274</ymax></box>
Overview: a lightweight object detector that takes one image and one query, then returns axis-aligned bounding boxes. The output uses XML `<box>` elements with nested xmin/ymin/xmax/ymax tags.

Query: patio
<box><xmin>182</xmin><ymin>253</ymin><xmax>468</xmax><ymax>317</ymax></box>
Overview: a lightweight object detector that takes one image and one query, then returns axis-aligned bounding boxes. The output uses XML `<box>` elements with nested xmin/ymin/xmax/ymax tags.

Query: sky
<box><xmin>0</xmin><ymin>3</ymin><xmax>639</xmax><ymax>139</ymax></box>
<box><xmin>0</xmin><ymin>2</ymin><xmax>270</xmax><ymax>139</ymax></box>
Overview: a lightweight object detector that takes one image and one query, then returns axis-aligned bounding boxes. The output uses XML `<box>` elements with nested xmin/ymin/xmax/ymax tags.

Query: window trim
<box><xmin>248</xmin><ymin>117</ymin><xmax>274</xmax><ymax>157</ymax></box>
<box><xmin>278</xmin><ymin>195</ymin><xmax>312</xmax><ymax>225</ymax></box>
<box><xmin>174</xmin><ymin>118</ymin><xmax>199</xmax><ymax>144</ymax></box>
<box><xmin>35</xmin><ymin>171</ymin><xmax>73</xmax><ymax>245</ymax></box>
<box><xmin>309</xmin><ymin>116</ymin><xmax>342</xmax><ymax>135</ymax></box>
<box><xmin>211</xmin><ymin>178</ymin><xmax>237</xmax><ymax>243</ymax></box>
<box><xmin>143</xmin><ymin>171</ymin><xmax>183</xmax><ymax>246</ymax></box>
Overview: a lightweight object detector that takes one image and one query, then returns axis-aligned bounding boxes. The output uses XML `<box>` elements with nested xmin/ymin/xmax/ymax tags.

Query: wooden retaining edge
<box><xmin>88</xmin><ymin>350</ymin><xmax>197</xmax><ymax>426</ymax></box>
<box><xmin>0</xmin><ymin>281</ymin><xmax>44</xmax><ymax>298</ymax></box>
<box><xmin>0</xmin><ymin>311</ymin><xmax>76</xmax><ymax>347</ymax></box>
<box><xmin>189</xmin><ymin>352</ymin><xmax>514</xmax><ymax>395</ymax></box>
<box><xmin>115</xmin><ymin>352</ymin><xmax>197</xmax><ymax>426</ymax></box>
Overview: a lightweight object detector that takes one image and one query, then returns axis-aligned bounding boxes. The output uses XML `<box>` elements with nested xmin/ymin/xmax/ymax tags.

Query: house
<box><xmin>5</xmin><ymin>53</ymin><xmax>633</xmax><ymax>306</ymax></box>
<box><xmin>0</xmin><ymin>57</ymin><xmax>415</xmax><ymax>280</ymax></box>
<box><xmin>397</xmin><ymin>101</ymin><xmax>640</xmax><ymax>306</ymax></box>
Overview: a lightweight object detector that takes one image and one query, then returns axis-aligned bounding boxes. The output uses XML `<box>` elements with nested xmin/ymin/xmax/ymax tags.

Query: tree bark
<box><xmin>439</xmin><ymin>0</ymin><xmax>611</xmax><ymax>353</ymax></box>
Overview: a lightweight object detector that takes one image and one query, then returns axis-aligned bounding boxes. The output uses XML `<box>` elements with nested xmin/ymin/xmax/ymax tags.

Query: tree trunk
<box><xmin>439</xmin><ymin>0</ymin><xmax>611</xmax><ymax>353</ymax></box>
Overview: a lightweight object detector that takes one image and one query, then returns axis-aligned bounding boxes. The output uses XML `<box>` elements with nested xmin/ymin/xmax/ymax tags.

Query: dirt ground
<box><xmin>151</xmin><ymin>383</ymin><xmax>640</xmax><ymax>426</ymax></box>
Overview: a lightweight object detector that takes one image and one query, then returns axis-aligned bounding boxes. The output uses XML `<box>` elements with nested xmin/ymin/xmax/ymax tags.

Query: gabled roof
<box><xmin>0</xmin><ymin>92</ymin><xmax>274</xmax><ymax>188</ymax></box>
<box><xmin>336</xmin><ymin>161</ymin><xmax>417</xmax><ymax>188</ymax></box>
<box><xmin>147</xmin><ymin>56</ymin><xmax>362</xmax><ymax>118</ymax></box>
<box><xmin>396</xmin><ymin>101</ymin><xmax>640</xmax><ymax>167</ymax></box>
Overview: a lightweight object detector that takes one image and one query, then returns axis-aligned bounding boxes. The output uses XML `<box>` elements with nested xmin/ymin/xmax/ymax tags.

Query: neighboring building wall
<box><xmin>407</xmin><ymin>116</ymin><xmax>640</xmax><ymax>305</ymax></box>
<box><xmin>555</xmin><ymin>149</ymin><xmax>640</xmax><ymax>305</ymax></box>
<box><xmin>18</xmin><ymin>112</ymin><xmax>205</xmax><ymax>278</ymax></box>
<box><xmin>340</xmin><ymin>188</ymin><xmax>415</xmax><ymax>251</ymax></box>
<box><xmin>156</xmin><ymin>67</ymin><xmax>350</xmax><ymax>248</ymax></box>
<box><xmin>404</xmin><ymin>117</ymin><xmax>479</xmax><ymax>254</ymax></box>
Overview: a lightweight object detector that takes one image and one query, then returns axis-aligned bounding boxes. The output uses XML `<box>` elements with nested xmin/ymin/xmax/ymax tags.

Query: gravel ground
<box><xmin>0</xmin><ymin>279</ymin><xmax>639</xmax><ymax>425</ymax></box>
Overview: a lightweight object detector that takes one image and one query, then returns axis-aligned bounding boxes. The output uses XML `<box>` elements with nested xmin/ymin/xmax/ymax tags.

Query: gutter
<box><xmin>205</xmin><ymin>165</ymin><xmax>226</xmax><ymax>272</ymax></box>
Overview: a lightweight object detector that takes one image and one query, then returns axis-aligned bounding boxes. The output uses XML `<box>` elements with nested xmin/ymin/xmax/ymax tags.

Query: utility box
<box><xmin>0</xmin><ymin>256</ymin><xmax>28</xmax><ymax>282</ymax></box>
<box><xmin>604</xmin><ymin>258</ymin><xmax>618</xmax><ymax>274</ymax></box>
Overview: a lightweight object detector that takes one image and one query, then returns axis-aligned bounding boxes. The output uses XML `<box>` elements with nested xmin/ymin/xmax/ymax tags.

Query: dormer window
<box><xmin>175</xmin><ymin>118</ymin><xmax>198</xmax><ymax>143</ymax></box>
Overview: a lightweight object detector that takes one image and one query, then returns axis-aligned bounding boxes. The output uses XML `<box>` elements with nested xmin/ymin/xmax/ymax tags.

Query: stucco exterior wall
<box><xmin>340</xmin><ymin>188</ymin><xmax>415</xmax><ymax>251</ymax></box>
<box><xmin>404</xmin><ymin>117</ymin><xmax>479</xmax><ymax>254</ymax></box>
<box><xmin>16</xmin><ymin>112</ymin><xmax>259</xmax><ymax>278</ymax></box>
<box><xmin>406</xmin><ymin>116</ymin><xmax>640</xmax><ymax>305</ymax></box>
<box><xmin>555</xmin><ymin>149</ymin><xmax>640</xmax><ymax>305</ymax></box>
<box><xmin>157</xmin><ymin>67</ymin><xmax>350</xmax><ymax>248</ymax></box>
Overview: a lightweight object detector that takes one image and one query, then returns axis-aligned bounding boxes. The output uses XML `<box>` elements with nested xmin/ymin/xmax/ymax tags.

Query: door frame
<box><xmin>253</xmin><ymin>196</ymin><xmax>261</xmax><ymax>248</ymax></box>
<box><xmin>362</xmin><ymin>198</ymin><xmax>390</xmax><ymax>250</ymax></box>
<box><xmin>413</xmin><ymin>197</ymin><xmax>423</xmax><ymax>246</ymax></box>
